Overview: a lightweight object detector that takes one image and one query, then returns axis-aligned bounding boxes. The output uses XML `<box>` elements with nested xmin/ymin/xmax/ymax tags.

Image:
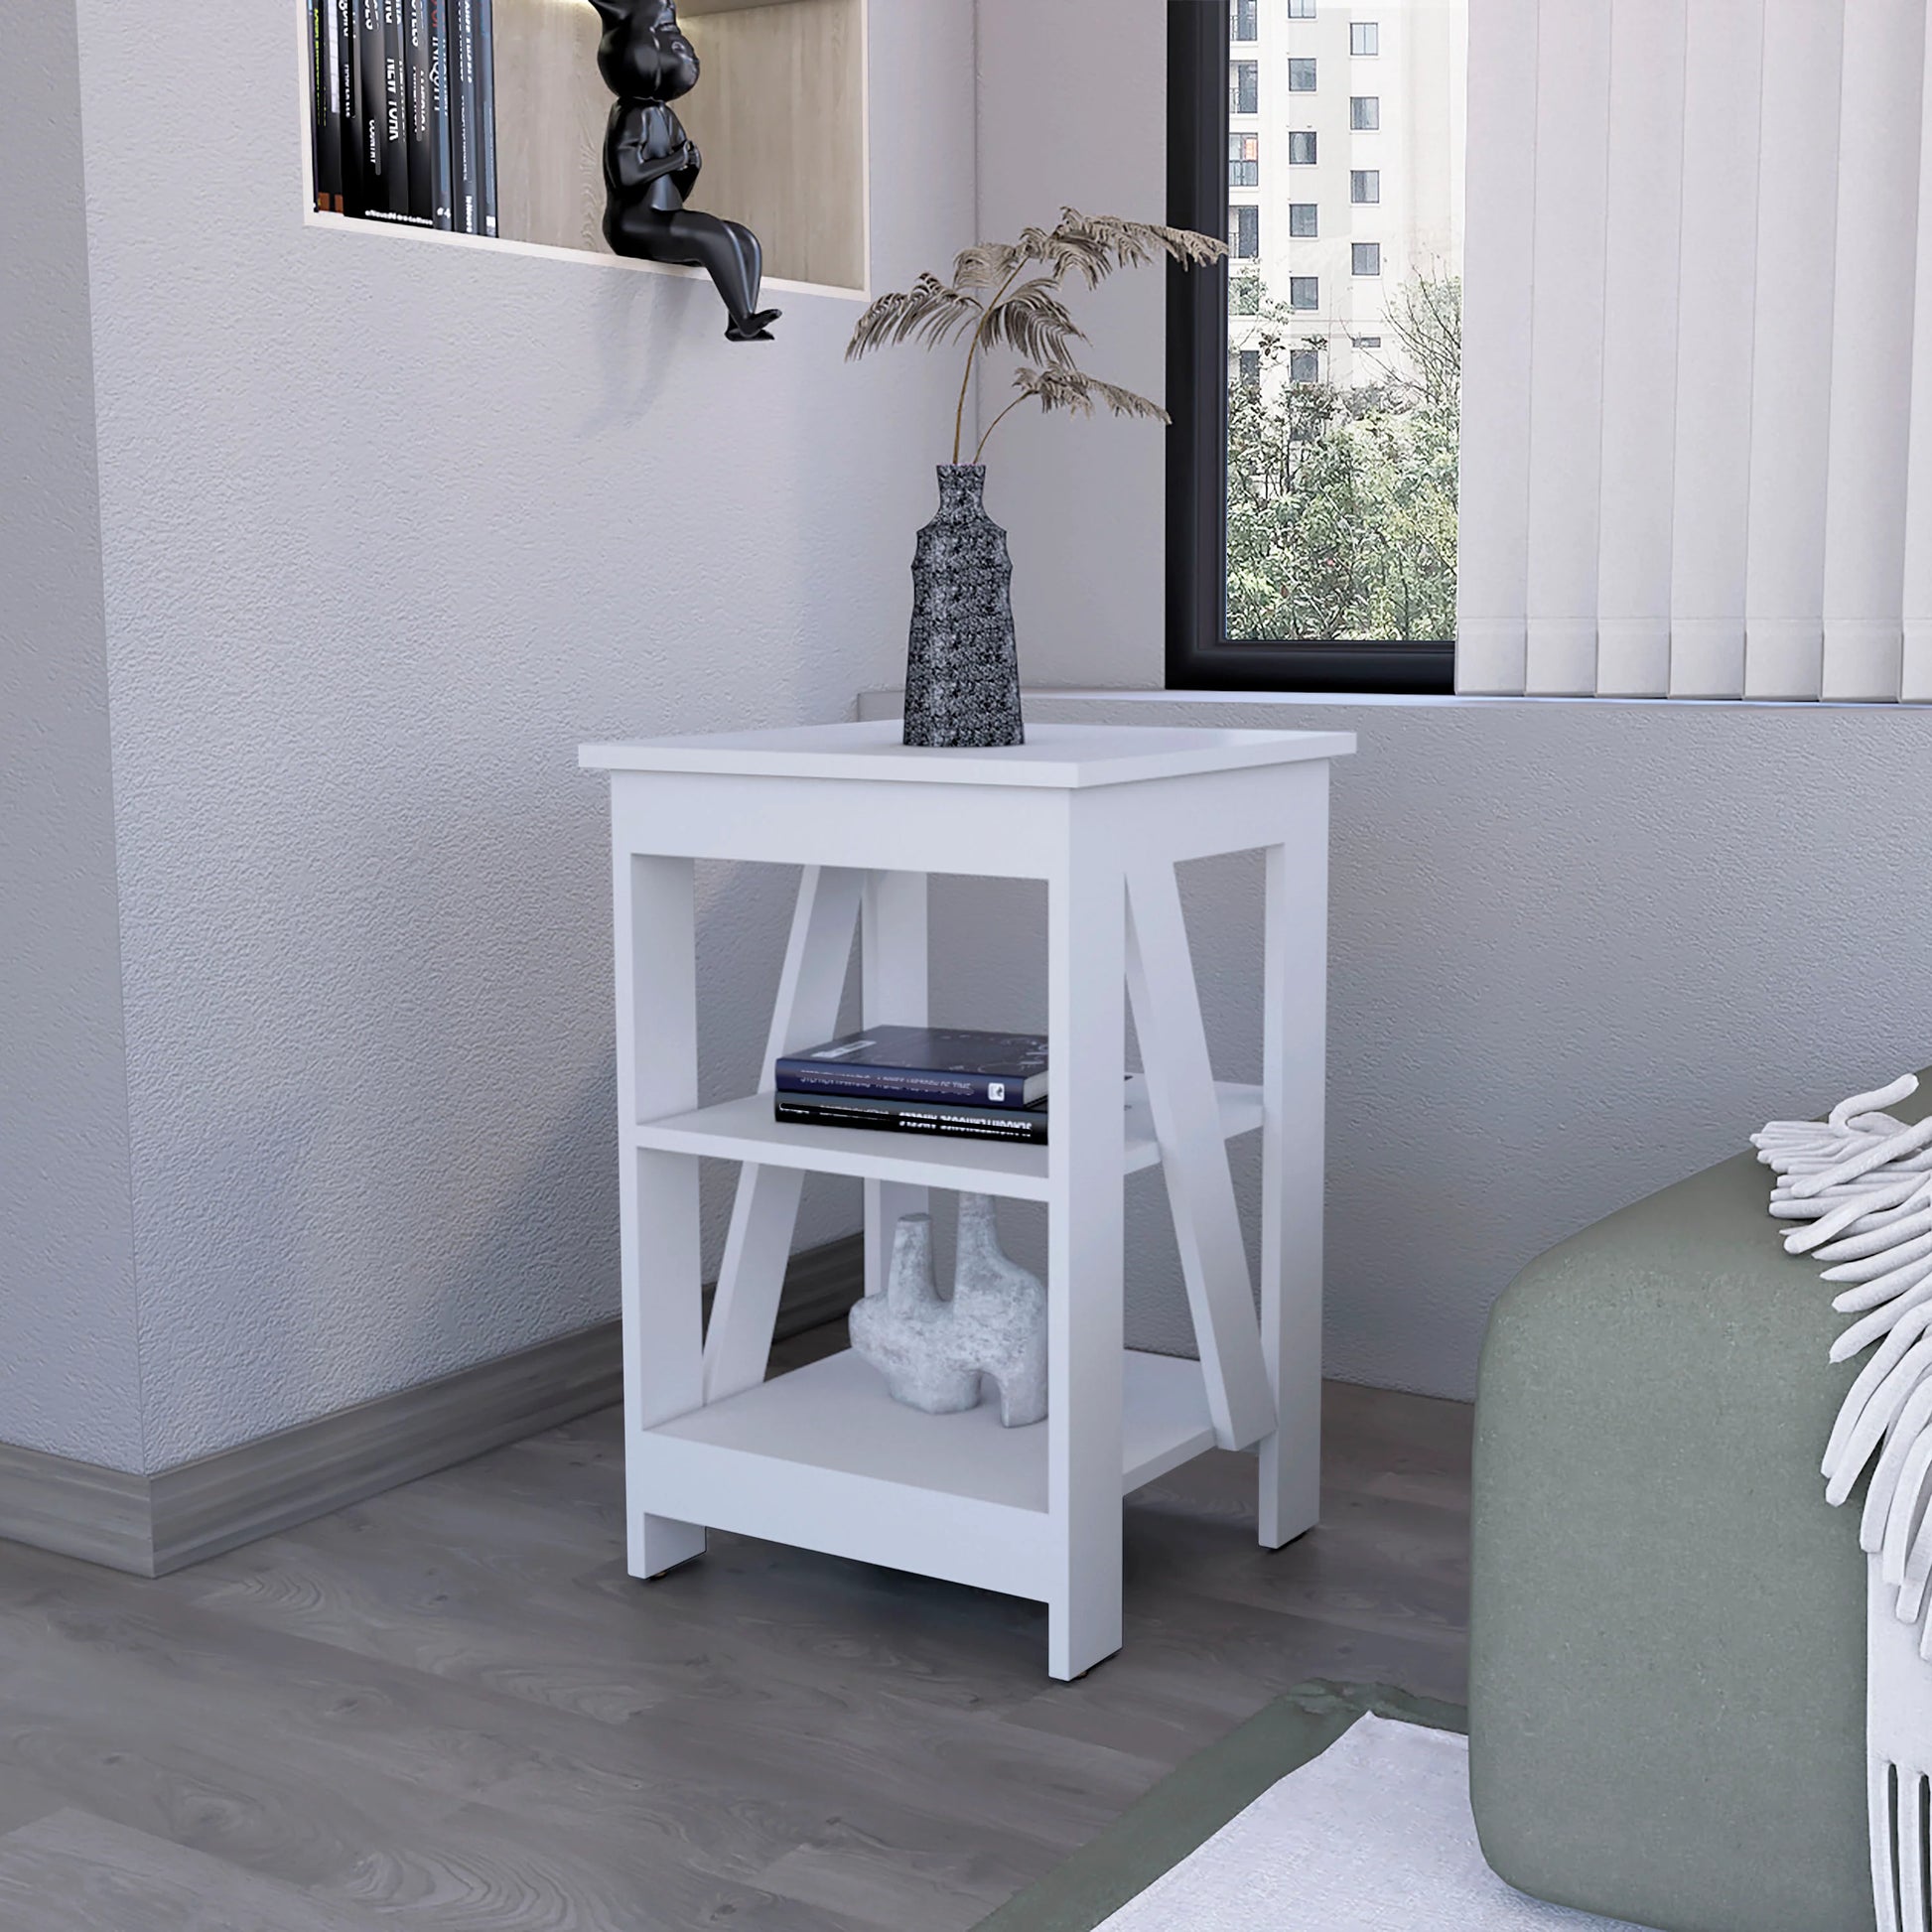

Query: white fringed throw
<box><xmin>1756</xmin><ymin>1074</ymin><xmax>1932</xmax><ymax>1932</ymax></box>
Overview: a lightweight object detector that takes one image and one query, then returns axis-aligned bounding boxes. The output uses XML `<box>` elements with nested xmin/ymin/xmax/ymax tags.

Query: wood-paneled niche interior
<box><xmin>491</xmin><ymin>0</ymin><xmax>868</xmax><ymax>293</ymax></box>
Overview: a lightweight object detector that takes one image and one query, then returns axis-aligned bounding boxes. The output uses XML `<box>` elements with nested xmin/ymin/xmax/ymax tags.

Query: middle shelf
<box><xmin>628</xmin><ymin>1082</ymin><xmax>1267</xmax><ymax>1199</ymax></box>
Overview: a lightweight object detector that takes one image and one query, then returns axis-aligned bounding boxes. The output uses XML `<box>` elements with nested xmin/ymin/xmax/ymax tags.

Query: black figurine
<box><xmin>591</xmin><ymin>0</ymin><xmax>780</xmax><ymax>343</ymax></box>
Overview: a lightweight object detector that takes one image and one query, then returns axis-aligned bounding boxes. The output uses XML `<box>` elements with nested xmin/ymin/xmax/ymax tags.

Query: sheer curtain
<box><xmin>1457</xmin><ymin>0</ymin><xmax>1932</xmax><ymax>701</ymax></box>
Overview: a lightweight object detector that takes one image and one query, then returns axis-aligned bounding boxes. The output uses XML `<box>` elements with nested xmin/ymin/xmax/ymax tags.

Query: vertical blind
<box><xmin>1458</xmin><ymin>0</ymin><xmax>1932</xmax><ymax>701</ymax></box>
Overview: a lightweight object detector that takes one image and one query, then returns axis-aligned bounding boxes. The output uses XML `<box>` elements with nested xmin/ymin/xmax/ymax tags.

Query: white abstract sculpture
<box><xmin>848</xmin><ymin>1194</ymin><xmax>1047</xmax><ymax>1428</ymax></box>
<box><xmin>1755</xmin><ymin>1072</ymin><xmax>1932</xmax><ymax>1932</ymax></box>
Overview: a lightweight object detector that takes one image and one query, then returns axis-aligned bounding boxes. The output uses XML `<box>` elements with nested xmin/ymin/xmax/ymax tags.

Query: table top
<box><xmin>579</xmin><ymin>720</ymin><xmax>1356</xmax><ymax>790</ymax></box>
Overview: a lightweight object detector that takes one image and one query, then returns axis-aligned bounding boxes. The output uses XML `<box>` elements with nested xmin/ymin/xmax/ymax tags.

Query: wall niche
<box><xmin>491</xmin><ymin>0</ymin><xmax>868</xmax><ymax>293</ymax></box>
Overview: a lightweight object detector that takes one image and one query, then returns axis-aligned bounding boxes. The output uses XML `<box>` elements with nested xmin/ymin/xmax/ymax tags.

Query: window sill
<box><xmin>859</xmin><ymin>687</ymin><xmax>1932</xmax><ymax>717</ymax></box>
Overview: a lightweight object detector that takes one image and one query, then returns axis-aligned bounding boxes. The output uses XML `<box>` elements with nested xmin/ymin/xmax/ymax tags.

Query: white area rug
<box><xmin>1096</xmin><ymin>1715</ymin><xmax>1661</xmax><ymax>1931</ymax></box>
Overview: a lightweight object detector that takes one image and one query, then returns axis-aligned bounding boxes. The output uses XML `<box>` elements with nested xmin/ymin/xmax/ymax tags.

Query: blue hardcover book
<box><xmin>775</xmin><ymin>1026</ymin><xmax>1048</xmax><ymax>1110</ymax></box>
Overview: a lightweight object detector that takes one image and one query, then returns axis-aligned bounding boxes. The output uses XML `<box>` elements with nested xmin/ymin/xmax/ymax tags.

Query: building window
<box><xmin>1232</xmin><ymin>270</ymin><xmax>1262</xmax><ymax>316</ymax></box>
<box><xmin>1231</xmin><ymin>205</ymin><xmax>1261</xmax><ymax>258</ymax></box>
<box><xmin>1289</xmin><ymin>202</ymin><xmax>1318</xmax><ymax>238</ymax></box>
<box><xmin>1350</xmin><ymin>20</ymin><xmax>1380</xmax><ymax>54</ymax></box>
<box><xmin>1289</xmin><ymin>58</ymin><xmax>1317</xmax><ymax>91</ymax></box>
<box><xmin>1230</xmin><ymin>60</ymin><xmax>1259</xmax><ymax>115</ymax></box>
<box><xmin>1289</xmin><ymin>346</ymin><xmax>1322</xmax><ymax>382</ymax></box>
<box><xmin>1229</xmin><ymin>131</ymin><xmax>1260</xmax><ymax>188</ymax></box>
<box><xmin>1351</xmin><ymin>168</ymin><xmax>1380</xmax><ymax>204</ymax></box>
<box><xmin>1289</xmin><ymin>275</ymin><xmax>1319</xmax><ymax>309</ymax></box>
<box><xmin>1288</xmin><ymin>130</ymin><xmax>1318</xmax><ymax>165</ymax></box>
<box><xmin>1352</xmin><ymin>334</ymin><xmax>1382</xmax><ymax>348</ymax></box>
<box><xmin>1350</xmin><ymin>94</ymin><xmax>1380</xmax><ymax>130</ymax></box>
<box><xmin>1238</xmin><ymin>348</ymin><xmax>1263</xmax><ymax>388</ymax></box>
<box><xmin>1288</xmin><ymin>0</ymin><xmax>1316</xmax><ymax>15</ymax></box>
<box><xmin>1231</xmin><ymin>0</ymin><xmax>1258</xmax><ymax>41</ymax></box>
<box><xmin>1352</xmin><ymin>241</ymin><xmax>1381</xmax><ymax>275</ymax></box>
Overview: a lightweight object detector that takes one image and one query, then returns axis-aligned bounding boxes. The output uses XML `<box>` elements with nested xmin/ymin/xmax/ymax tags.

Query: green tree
<box><xmin>1226</xmin><ymin>273</ymin><xmax>1460</xmax><ymax>642</ymax></box>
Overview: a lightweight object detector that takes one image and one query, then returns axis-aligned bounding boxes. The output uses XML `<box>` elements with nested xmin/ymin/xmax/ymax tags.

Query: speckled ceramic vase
<box><xmin>901</xmin><ymin>465</ymin><xmax>1025</xmax><ymax>750</ymax></box>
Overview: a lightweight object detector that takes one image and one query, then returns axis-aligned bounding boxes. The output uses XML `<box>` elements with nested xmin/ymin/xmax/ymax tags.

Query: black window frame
<box><xmin>1231</xmin><ymin>0</ymin><xmax>1258</xmax><ymax>41</ymax></box>
<box><xmin>1351</xmin><ymin>240</ymin><xmax>1382</xmax><ymax>276</ymax></box>
<box><xmin>1229</xmin><ymin>203</ymin><xmax>1261</xmax><ymax>258</ymax></box>
<box><xmin>1167</xmin><ymin>0</ymin><xmax>1453</xmax><ymax>697</ymax></box>
<box><xmin>1228</xmin><ymin>129</ymin><xmax>1260</xmax><ymax>188</ymax></box>
<box><xmin>1351</xmin><ymin>167</ymin><xmax>1381</xmax><ymax>204</ymax></box>
<box><xmin>1288</xmin><ymin>201</ymin><xmax>1318</xmax><ymax>238</ymax></box>
<box><xmin>1350</xmin><ymin>92</ymin><xmax>1380</xmax><ymax>129</ymax></box>
<box><xmin>1288</xmin><ymin>56</ymin><xmax>1318</xmax><ymax>91</ymax></box>
<box><xmin>1287</xmin><ymin>128</ymin><xmax>1319</xmax><ymax>165</ymax></box>
<box><xmin>1229</xmin><ymin>57</ymin><xmax>1259</xmax><ymax>114</ymax></box>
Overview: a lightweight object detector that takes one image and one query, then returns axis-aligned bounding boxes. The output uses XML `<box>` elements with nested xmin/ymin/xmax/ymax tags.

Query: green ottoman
<box><xmin>1467</xmin><ymin>1086</ymin><xmax>1904</xmax><ymax>1932</ymax></box>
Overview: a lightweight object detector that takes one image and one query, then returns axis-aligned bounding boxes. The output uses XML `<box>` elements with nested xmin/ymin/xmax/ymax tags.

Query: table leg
<box><xmin>616</xmin><ymin>849</ymin><xmax>706</xmax><ymax>1577</ymax></box>
<box><xmin>1046</xmin><ymin>828</ymin><xmax>1127</xmax><ymax>1679</ymax></box>
<box><xmin>1260</xmin><ymin>774</ymin><xmax>1329</xmax><ymax>1550</ymax></box>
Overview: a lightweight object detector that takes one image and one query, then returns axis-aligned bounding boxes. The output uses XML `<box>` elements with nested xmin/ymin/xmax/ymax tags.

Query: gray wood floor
<box><xmin>0</xmin><ymin>1321</ymin><xmax>1471</xmax><ymax>1932</ymax></box>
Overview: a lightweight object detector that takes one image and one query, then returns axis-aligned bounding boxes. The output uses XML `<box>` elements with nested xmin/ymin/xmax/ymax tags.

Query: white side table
<box><xmin>578</xmin><ymin>720</ymin><xmax>1354</xmax><ymax>1680</ymax></box>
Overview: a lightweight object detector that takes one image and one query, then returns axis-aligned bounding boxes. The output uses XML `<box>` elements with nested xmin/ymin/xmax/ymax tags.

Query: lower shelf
<box><xmin>651</xmin><ymin>1347</ymin><xmax>1215</xmax><ymax>1509</ymax></box>
<box><xmin>629</xmin><ymin>1349</ymin><xmax>1219</xmax><ymax>1602</ymax></box>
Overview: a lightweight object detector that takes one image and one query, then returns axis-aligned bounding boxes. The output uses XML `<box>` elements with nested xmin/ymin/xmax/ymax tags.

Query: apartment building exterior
<box><xmin>1228</xmin><ymin>0</ymin><xmax>1466</xmax><ymax>395</ymax></box>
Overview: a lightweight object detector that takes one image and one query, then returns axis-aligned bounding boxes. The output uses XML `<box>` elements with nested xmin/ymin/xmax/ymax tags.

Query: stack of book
<box><xmin>308</xmin><ymin>0</ymin><xmax>498</xmax><ymax>236</ymax></box>
<box><xmin>774</xmin><ymin>1028</ymin><xmax>1050</xmax><ymax>1146</ymax></box>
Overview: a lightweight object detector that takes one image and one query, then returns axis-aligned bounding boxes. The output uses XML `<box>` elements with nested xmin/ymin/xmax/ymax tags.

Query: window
<box><xmin>1288</xmin><ymin>0</ymin><xmax>1315</xmax><ymax>15</ymax></box>
<box><xmin>1168</xmin><ymin>0</ymin><xmax>1463</xmax><ymax>696</ymax></box>
<box><xmin>1238</xmin><ymin>348</ymin><xmax>1262</xmax><ymax>388</ymax></box>
<box><xmin>1231</xmin><ymin>0</ymin><xmax>1258</xmax><ymax>41</ymax></box>
<box><xmin>1350</xmin><ymin>94</ymin><xmax>1380</xmax><ymax>130</ymax></box>
<box><xmin>1350</xmin><ymin>20</ymin><xmax>1379</xmax><ymax>54</ymax></box>
<box><xmin>1229</xmin><ymin>131</ymin><xmax>1260</xmax><ymax>187</ymax></box>
<box><xmin>1230</xmin><ymin>60</ymin><xmax>1259</xmax><ymax>115</ymax></box>
<box><xmin>1289</xmin><ymin>58</ymin><xmax>1317</xmax><ymax>91</ymax></box>
<box><xmin>1351</xmin><ymin>168</ymin><xmax>1380</xmax><ymax>204</ymax></box>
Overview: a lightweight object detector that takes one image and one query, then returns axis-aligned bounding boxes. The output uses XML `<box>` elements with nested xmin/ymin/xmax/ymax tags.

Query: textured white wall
<box><xmin>869</xmin><ymin>690</ymin><xmax>1932</xmax><ymax>1403</ymax></box>
<box><xmin>52</xmin><ymin>0</ymin><xmax>976</xmax><ymax>1470</ymax></box>
<box><xmin>972</xmin><ymin>0</ymin><xmax>1169</xmax><ymax>689</ymax></box>
<box><xmin>0</xmin><ymin>0</ymin><xmax>143</xmax><ymax>1465</ymax></box>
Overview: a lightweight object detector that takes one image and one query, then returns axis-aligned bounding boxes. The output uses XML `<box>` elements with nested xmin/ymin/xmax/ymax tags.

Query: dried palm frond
<box><xmin>847</xmin><ymin>207</ymin><xmax>1225</xmax><ymax>461</ymax></box>
<box><xmin>951</xmin><ymin>241</ymin><xmax>1024</xmax><ymax>290</ymax></box>
<box><xmin>971</xmin><ymin>367</ymin><xmax>1170</xmax><ymax>465</ymax></box>
<box><xmin>976</xmin><ymin>277</ymin><xmax>1086</xmax><ymax>368</ymax></box>
<box><xmin>1012</xmin><ymin>366</ymin><xmax>1171</xmax><ymax>423</ymax></box>
<box><xmin>845</xmin><ymin>275</ymin><xmax>984</xmax><ymax>360</ymax></box>
<box><xmin>1060</xmin><ymin>210</ymin><xmax>1228</xmax><ymax>276</ymax></box>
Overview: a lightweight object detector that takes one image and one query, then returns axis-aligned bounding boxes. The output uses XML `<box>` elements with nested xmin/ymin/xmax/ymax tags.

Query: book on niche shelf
<box><xmin>310</xmin><ymin>0</ymin><xmax>492</xmax><ymax>234</ymax></box>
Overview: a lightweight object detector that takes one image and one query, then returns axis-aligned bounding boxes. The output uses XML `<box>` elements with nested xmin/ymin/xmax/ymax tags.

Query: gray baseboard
<box><xmin>0</xmin><ymin>1232</ymin><xmax>863</xmax><ymax>1580</ymax></box>
<box><xmin>0</xmin><ymin>1440</ymin><xmax>153</xmax><ymax>1576</ymax></box>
